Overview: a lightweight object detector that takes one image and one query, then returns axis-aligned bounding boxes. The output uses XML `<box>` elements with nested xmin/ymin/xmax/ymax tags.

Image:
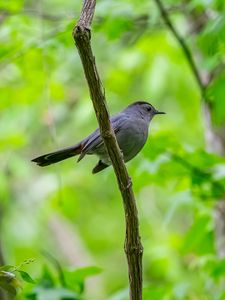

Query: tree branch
<box><xmin>154</xmin><ymin>0</ymin><xmax>225</xmax><ymax>259</ymax></box>
<box><xmin>153</xmin><ymin>0</ymin><xmax>206</xmax><ymax>97</ymax></box>
<box><xmin>153</xmin><ymin>0</ymin><xmax>225</xmax><ymax>162</ymax></box>
<box><xmin>72</xmin><ymin>1</ymin><xmax>143</xmax><ymax>299</ymax></box>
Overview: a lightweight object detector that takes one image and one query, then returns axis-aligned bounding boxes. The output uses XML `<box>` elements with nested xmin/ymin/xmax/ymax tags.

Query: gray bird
<box><xmin>32</xmin><ymin>101</ymin><xmax>165</xmax><ymax>173</ymax></box>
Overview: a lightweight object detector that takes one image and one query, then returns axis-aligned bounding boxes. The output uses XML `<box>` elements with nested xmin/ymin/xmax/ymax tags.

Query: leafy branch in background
<box><xmin>154</xmin><ymin>0</ymin><xmax>225</xmax><ymax>258</ymax></box>
<box><xmin>153</xmin><ymin>0</ymin><xmax>206</xmax><ymax>96</ymax></box>
<box><xmin>26</xmin><ymin>262</ymin><xmax>102</xmax><ymax>300</ymax></box>
<box><xmin>154</xmin><ymin>0</ymin><xmax>225</xmax><ymax>97</ymax></box>
<box><xmin>153</xmin><ymin>0</ymin><xmax>224</xmax><ymax>145</ymax></box>
<box><xmin>0</xmin><ymin>257</ymin><xmax>102</xmax><ymax>299</ymax></box>
<box><xmin>73</xmin><ymin>0</ymin><xmax>143</xmax><ymax>299</ymax></box>
<box><xmin>170</xmin><ymin>152</ymin><xmax>225</xmax><ymax>199</ymax></box>
<box><xmin>0</xmin><ymin>259</ymin><xmax>35</xmax><ymax>296</ymax></box>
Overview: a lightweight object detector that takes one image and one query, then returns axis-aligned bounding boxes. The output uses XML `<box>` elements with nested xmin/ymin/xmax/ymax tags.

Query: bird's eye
<box><xmin>146</xmin><ymin>106</ymin><xmax>151</xmax><ymax>112</ymax></box>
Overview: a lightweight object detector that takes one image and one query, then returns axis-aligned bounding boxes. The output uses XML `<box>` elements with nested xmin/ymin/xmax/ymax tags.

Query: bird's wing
<box><xmin>77</xmin><ymin>113</ymin><xmax>127</xmax><ymax>161</ymax></box>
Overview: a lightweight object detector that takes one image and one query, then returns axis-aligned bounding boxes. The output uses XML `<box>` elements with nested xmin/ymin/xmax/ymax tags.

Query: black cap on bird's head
<box><xmin>125</xmin><ymin>101</ymin><xmax>165</xmax><ymax>120</ymax></box>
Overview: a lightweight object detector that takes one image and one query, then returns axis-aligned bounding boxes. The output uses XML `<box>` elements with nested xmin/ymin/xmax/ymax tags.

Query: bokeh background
<box><xmin>1</xmin><ymin>0</ymin><xmax>225</xmax><ymax>299</ymax></box>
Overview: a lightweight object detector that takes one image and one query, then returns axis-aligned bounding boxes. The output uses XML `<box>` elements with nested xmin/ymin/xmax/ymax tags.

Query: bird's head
<box><xmin>124</xmin><ymin>101</ymin><xmax>165</xmax><ymax>123</ymax></box>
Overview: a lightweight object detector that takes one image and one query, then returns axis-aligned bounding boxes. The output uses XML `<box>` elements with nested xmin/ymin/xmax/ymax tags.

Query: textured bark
<box><xmin>72</xmin><ymin>1</ymin><xmax>143</xmax><ymax>299</ymax></box>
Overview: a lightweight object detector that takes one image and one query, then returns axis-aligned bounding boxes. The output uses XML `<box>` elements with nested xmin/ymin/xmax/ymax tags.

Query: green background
<box><xmin>0</xmin><ymin>0</ymin><xmax>225</xmax><ymax>299</ymax></box>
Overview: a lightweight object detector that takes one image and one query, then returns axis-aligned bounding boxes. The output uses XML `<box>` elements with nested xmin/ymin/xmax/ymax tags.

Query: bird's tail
<box><xmin>31</xmin><ymin>143</ymin><xmax>82</xmax><ymax>167</ymax></box>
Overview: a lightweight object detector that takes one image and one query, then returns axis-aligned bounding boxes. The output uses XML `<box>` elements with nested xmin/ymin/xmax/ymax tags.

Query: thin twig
<box><xmin>73</xmin><ymin>0</ymin><xmax>143</xmax><ymax>299</ymax></box>
<box><xmin>153</xmin><ymin>0</ymin><xmax>206</xmax><ymax>97</ymax></box>
<box><xmin>153</xmin><ymin>0</ymin><xmax>225</xmax><ymax>153</ymax></box>
<box><xmin>154</xmin><ymin>0</ymin><xmax>225</xmax><ymax>259</ymax></box>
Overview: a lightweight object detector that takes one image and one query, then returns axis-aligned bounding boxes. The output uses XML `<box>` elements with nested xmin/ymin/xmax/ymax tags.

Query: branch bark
<box><xmin>72</xmin><ymin>1</ymin><xmax>143</xmax><ymax>299</ymax></box>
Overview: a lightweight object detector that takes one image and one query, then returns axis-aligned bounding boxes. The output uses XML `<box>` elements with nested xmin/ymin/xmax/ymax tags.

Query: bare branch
<box><xmin>77</xmin><ymin>0</ymin><xmax>95</xmax><ymax>28</ymax></box>
<box><xmin>153</xmin><ymin>0</ymin><xmax>206</xmax><ymax>97</ymax></box>
<box><xmin>73</xmin><ymin>1</ymin><xmax>143</xmax><ymax>299</ymax></box>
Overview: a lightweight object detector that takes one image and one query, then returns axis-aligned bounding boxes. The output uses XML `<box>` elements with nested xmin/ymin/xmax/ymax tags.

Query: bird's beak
<box><xmin>155</xmin><ymin>110</ymin><xmax>166</xmax><ymax>115</ymax></box>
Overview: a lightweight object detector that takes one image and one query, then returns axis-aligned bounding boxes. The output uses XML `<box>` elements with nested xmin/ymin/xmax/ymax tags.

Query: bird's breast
<box><xmin>93</xmin><ymin>116</ymin><xmax>149</xmax><ymax>165</ymax></box>
<box><xmin>115</xmin><ymin>117</ymin><xmax>149</xmax><ymax>162</ymax></box>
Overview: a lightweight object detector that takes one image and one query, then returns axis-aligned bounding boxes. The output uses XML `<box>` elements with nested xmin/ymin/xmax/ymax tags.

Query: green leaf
<box><xmin>207</xmin><ymin>73</ymin><xmax>225</xmax><ymax>125</ymax></box>
<box><xmin>204</xmin><ymin>257</ymin><xmax>225</xmax><ymax>280</ymax></box>
<box><xmin>182</xmin><ymin>214</ymin><xmax>214</xmax><ymax>255</ymax></box>
<box><xmin>38</xmin><ymin>266</ymin><xmax>55</xmax><ymax>288</ymax></box>
<box><xmin>41</xmin><ymin>251</ymin><xmax>66</xmax><ymax>287</ymax></box>
<box><xmin>18</xmin><ymin>270</ymin><xmax>36</xmax><ymax>284</ymax></box>
<box><xmin>64</xmin><ymin>266</ymin><xmax>102</xmax><ymax>293</ymax></box>
<box><xmin>0</xmin><ymin>265</ymin><xmax>15</xmax><ymax>272</ymax></box>
<box><xmin>67</xmin><ymin>266</ymin><xmax>102</xmax><ymax>281</ymax></box>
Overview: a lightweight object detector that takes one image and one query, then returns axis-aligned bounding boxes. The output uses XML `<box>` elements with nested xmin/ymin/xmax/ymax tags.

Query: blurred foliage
<box><xmin>0</xmin><ymin>260</ymin><xmax>35</xmax><ymax>295</ymax></box>
<box><xmin>0</xmin><ymin>258</ymin><xmax>101</xmax><ymax>299</ymax></box>
<box><xmin>0</xmin><ymin>0</ymin><xmax>225</xmax><ymax>299</ymax></box>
